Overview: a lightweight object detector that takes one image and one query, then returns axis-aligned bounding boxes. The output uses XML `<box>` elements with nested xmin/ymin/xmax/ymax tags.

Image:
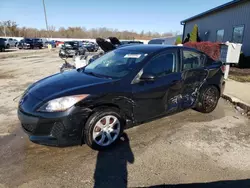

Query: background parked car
<box><xmin>4</xmin><ymin>38</ymin><xmax>18</xmax><ymax>48</ymax></box>
<box><xmin>59</xmin><ymin>41</ymin><xmax>87</xmax><ymax>57</ymax></box>
<box><xmin>121</xmin><ymin>40</ymin><xmax>144</xmax><ymax>45</ymax></box>
<box><xmin>44</xmin><ymin>40</ymin><xmax>56</xmax><ymax>48</ymax></box>
<box><xmin>17</xmin><ymin>38</ymin><xmax>31</xmax><ymax>49</ymax></box>
<box><xmin>0</xmin><ymin>38</ymin><xmax>7</xmax><ymax>52</ymax></box>
<box><xmin>32</xmin><ymin>38</ymin><xmax>44</xmax><ymax>49</ymax></box>
<box><xmin>18</xmin><ymin>38</ymin><xmax>43</xmax><ymax>49</ymax></box>
<box><xmin>56</xmin><ymin>41</ymin><xmax>64</xmax><ymax>48</ymax></box>
<box><xmin>148</xmin><ymin>36</ymin><xmax>181</xmax><ymax>45</ymax></box>
<box><xmin>83</xmin><ymin>41</ymin><xmax>98</xmax><ymax>52</ymax></box>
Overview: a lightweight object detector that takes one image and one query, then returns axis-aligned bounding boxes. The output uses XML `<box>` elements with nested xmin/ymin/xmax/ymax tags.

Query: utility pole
<box><xmin>42</xmin><ymin>0</ymin><xmax>49</xmax><ymax>39</ymax></box>
<box><xmin>4</xmin><ymin>25</ymin><xmax>6</xmax><ymax>37</ymax></box>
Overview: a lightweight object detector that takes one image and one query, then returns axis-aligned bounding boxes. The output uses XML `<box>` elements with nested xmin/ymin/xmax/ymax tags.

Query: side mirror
<box><xmin>140</xmin><ymin>73</ymin><xmax>155</xmax><ymax>82</ymax></box>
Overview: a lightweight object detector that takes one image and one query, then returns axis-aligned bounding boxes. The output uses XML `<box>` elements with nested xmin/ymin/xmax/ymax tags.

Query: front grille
<box><xmin>51</xmin><ymin>122</ymin><xmax>65</xmax><ymax>138</ymax></box>
<box><xmin>22</xmin><ymin>123</ymin><xmax>37</xmax><ymax>133</ymax></box>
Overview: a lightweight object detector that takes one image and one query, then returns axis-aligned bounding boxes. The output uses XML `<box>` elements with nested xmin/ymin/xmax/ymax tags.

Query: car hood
<box><xmin>28</xmin><ymin>70</ymin><xmax>114</xmax><ymax>101</ymax></box>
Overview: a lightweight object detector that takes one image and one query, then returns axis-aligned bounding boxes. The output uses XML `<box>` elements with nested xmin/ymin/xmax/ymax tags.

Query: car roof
<box><xmin>117</xmin><ymin>44</ymin><xmax>181</xmax><ymax>53</ymax></box>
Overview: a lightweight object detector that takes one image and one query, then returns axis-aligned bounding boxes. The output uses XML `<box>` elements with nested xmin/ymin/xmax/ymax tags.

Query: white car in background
<box><xmin>4</xmin><ymin>38</ymin><xmax>18</xmax><ymax>48</ymax></box>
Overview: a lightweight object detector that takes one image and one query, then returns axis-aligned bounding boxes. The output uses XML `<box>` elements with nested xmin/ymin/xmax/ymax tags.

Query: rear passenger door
<box><xmin>180</xmin><ymin>49</ymin><xmax>208</xmax><ymax>110</ymax></box>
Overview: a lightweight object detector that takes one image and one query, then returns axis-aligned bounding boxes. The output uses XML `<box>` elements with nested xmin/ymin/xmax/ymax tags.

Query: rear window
<box><xmin>148</xmin><ymin>39</ymin><xmax>164</xmax><ymax>45</ymax></box>
<box><xmin>182</xmin><ymin>50</ymin><xmax>205</xmax><ymax>70</ymax></box>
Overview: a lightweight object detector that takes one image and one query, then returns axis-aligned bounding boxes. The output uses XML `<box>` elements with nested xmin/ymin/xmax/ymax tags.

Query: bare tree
<box><xmin>0</xmin><ymin>20</ymin><xmax>179</xmax><ymax>40</ymax></box>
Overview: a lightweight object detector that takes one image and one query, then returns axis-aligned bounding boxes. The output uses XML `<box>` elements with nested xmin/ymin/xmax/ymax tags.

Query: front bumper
<box><xmin>18</xmin><ymin>106</ymin><xmax>92</xmax><ymax>146</ymax></box>
<box><xmin>18</xmin><ymin>44</ymin><xmax>30</xmax><ymax>49</ymax></box>
<box><xmin>59</xmin><ymin>50</ymin><xmax>76</xmax><ymax>57</ymax></box>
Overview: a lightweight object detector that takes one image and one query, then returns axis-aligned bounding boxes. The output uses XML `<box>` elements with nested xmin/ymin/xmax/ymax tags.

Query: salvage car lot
<box><xmin>0</xmin><ymin>50</ymin><xmax>250</xmax><ymax>187</ymax></box>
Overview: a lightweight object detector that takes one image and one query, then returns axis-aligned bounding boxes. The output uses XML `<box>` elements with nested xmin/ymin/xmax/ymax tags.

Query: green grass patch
<box><xmin>229</xmin><ymin>74</ymin><xmax>250</xmax><ymax>82</ymax></box>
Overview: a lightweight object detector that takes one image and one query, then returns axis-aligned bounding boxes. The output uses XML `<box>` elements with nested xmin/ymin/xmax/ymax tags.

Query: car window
<box><xmin>182</xmin><ymin>50</ymin><xmax>205</xmax><ymax>70</ymax></box>
<box><xmin>25</xmin><ymin>39</ymin><xmax>32</xmax><ymax>42</ymax></box>
<box><xmin>143</xmin><ymin>52</ymin><xmax>176</xmax><ymax>77</ymax></box>
<box><xmin>148</xmin><ymin>39</ymin><xmax>164</xmax><ymax>45</ymax></box>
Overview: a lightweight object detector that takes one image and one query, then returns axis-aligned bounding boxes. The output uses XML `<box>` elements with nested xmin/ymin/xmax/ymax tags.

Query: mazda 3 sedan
<box><xmin>18</xmin><ymin>45</ymin><xmax>225</xmax><ymax>150</ymax></box>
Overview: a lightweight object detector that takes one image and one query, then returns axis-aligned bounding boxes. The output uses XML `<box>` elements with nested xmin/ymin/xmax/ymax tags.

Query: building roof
<box><xmin>181</xmin><ymin>0</ymin><xmax>247</xmax><ymax>24</ymax></box>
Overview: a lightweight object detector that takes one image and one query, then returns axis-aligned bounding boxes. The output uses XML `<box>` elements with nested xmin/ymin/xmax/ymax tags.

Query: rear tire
<box><xmin>83</xmin><ymin>108</ymin><xmax>124</xmax><ymax>150</ymax></box>
<box><xmin>195</xmin><ymin>85</ymin><xmax>220</xmax><ymax>113</ymax></box>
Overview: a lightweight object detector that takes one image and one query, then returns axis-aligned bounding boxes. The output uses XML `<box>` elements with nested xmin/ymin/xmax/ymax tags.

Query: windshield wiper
<box><xmin>84</xmin><ymin>71</ymin><xmax>112</xmax><ymax>79</ymax></box>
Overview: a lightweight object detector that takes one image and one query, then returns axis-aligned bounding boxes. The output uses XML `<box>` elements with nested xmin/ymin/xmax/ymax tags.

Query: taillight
<box><xmin>221</xmin><ymin>65</ymin><xmax>226</xmax><ymax>73</ymax></box>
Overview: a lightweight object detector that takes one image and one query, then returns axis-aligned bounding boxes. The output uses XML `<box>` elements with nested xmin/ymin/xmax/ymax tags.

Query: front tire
<box><xmin>83</xmin><ymin>108</ymin><xmax>124</xmax><ymax>150</ymax></box>
<box><xmin>195</xmin><ymin>85</ymin><xmax>220</xmax><ymax>113</ymax></box>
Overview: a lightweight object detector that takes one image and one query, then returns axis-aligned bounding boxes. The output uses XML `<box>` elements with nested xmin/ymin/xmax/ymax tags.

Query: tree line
<box><xmin>0</xmin><ymin>20</ymin><xmax>180</xmax><ymax>40</ymax></box>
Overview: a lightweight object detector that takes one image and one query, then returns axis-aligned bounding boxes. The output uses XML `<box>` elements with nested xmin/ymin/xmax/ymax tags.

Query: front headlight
<box><xmin>38</xmin><ymin>94</ymin><xmax>89</xmax><ymax>112</ymax></box>
<box><xmin>60</xmin><ymin>50</ymin><xmax>65</xmax><ymax>54</ymax></box>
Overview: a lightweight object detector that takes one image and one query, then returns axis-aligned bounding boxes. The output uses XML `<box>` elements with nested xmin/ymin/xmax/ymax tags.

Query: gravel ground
<box><xmin>0</xmin><ymin>50</ymin><xmax>250</xmax><ymax>188</ymax></box>
<box><xmin>0</xmin><ymin>48</ymin><xmax>61</xmax><ymax>135</ymax></box>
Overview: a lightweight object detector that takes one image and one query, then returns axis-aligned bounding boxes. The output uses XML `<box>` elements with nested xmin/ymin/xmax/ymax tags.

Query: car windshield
<box><xmin>24</xmin><ymin>39</ymin><xmax>32</xmax><ymax>42</ymax></box>
<box><xmin>84</xmin><ymin>49</ymin><xmax>147</xmax><ymax>79</ymax></box>
<box><xmin>64</xmin><ymin>42</ymin><xmax>78</xmax><ymax>47</ymax></box>
<box><xmin>83</xmin><ymin>43</ymin><xmax>91</xmax><ymax>46</ymax></box>
<box><xmin>33</xmin><ymin>39</ymin><xmax>41</xmax><ymax>42</ymax></box>
<box><xmin>148</xmin><ymin>39</ymin><xmax>164</xmax><ymax>44</ymax></box>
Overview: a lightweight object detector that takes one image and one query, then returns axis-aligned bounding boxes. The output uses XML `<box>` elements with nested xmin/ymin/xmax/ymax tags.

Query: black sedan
<box><xmin>18</xmin><ymin>45</ymin><xmax>225</xmax><ymax>150</ymax></box>
<box><xmin>18</xmin><ymin>38</ymin><xmax>43</xmax><ymax>49</ymax></box>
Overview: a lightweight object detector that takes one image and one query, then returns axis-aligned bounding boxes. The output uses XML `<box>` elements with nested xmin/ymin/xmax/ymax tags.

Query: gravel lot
<box><xmin>0</xmin><ymin>49</ymin><xmax>61</xmax><ymax>135</ymax></box>
<box><xmin>0</xmin><ymin>49</ymin><xmax>250</xmax><ymax>188</ymax></box>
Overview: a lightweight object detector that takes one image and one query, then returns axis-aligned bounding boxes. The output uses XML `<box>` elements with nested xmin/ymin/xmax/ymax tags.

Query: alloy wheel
<box><xmin>203</xmin><ymin>87</ymin><xmax>218</xmax><ymax>112</ymax></box>
<box><xmin>92</xmin><ymin>115</ymin><xmax>121</xmax><ymax>146</ymax></box>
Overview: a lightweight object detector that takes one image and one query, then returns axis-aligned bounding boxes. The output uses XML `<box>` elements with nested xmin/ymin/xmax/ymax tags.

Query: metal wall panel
<box><xmin>184</xmin><ymin>1</ymin><xmax>250</xmax><ymax>56</ymax></box>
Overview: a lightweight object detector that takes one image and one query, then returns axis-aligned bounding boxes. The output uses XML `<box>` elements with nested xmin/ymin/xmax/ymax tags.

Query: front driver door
<box><xmin>132</xmin><ymin>49</ymin><xmax>182</xmax><ymax>123</ymax></box>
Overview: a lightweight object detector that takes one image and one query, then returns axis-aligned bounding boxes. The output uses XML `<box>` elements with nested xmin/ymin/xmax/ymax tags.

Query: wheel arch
<box><xmin>199</xmin><ymin>83</ymin><xmax>221</xmax><ymax>96</ymax></box>
<box><xmin>208</xmin><ymin>84</ymin><xmax>221</xmax><ymax>96</ymax></box>
<box><xmin>80</xmin><ymin>103</ymin><xmax>127</xmax><ymax>146</ymax></box>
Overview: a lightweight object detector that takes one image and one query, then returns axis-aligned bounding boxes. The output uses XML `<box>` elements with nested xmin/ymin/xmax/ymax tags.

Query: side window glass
<box><xmin>143</xmin><ymin>52</ymin><xmax>176</xmax><ymax>77</ymax></box>
<box><xmin>182</xmin><ymin>50</ymin><xmax>204</xmax><ymax>70</ymax></box>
